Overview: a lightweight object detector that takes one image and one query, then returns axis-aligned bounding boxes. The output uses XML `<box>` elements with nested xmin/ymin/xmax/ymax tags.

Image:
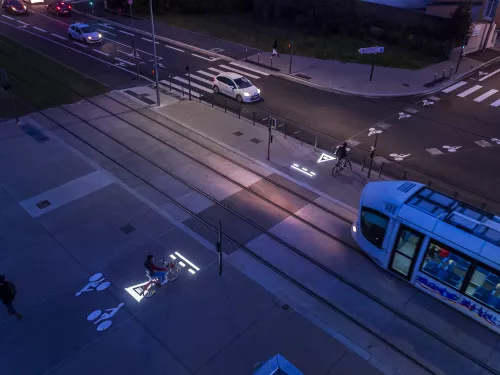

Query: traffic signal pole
<box><xmin>148</xmin><ymin>0</ymin><xmax>160</xmax><ymax>106</ymax></box>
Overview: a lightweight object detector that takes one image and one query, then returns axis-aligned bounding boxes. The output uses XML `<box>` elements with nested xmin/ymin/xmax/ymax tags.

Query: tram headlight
<box><xmin>352</xmin><ymin>224</ymin><xmax>357</xmax><ymax>233</ymax></box>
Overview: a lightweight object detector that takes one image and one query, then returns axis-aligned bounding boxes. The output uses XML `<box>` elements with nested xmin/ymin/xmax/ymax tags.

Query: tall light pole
<box><xmin>148</xmin><ymin>0</ymin><xmax>160</xmax><ymax>106</ymax></box>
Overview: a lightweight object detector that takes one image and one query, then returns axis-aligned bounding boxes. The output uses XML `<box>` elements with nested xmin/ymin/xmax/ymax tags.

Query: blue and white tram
<box><xmin>352</xmin><ymin>180</ymin><xmax>500</xmax><ymax>333</ymax></box>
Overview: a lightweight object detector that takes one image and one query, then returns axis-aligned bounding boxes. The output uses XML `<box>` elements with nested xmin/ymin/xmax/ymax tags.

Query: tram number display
<box><xmin>416</xmin><ymin>275</ymin><xmax>500</xmax><ymax>329</ymax></box>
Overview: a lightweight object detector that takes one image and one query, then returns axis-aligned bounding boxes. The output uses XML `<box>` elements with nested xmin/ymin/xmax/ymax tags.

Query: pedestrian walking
<box><xmin>0</xmin><ymin>275</ymin><xmax>22</xmax><ymax>320</ymax></box>
<box><xmin>272</xmin><ymin>38</ymin><xmax>280</xmax><ymax>57</ymax></box>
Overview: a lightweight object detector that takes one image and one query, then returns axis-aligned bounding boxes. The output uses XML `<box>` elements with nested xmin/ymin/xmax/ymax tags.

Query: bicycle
<box><xmin>142</xmin><ymin>258</ymin><xmax>181</xmax><ymax>298</ymax></box>
<box><xmin>332</xmin><ymin>158</ymin><xmax>352</xmax><ymax>177</ymax></box>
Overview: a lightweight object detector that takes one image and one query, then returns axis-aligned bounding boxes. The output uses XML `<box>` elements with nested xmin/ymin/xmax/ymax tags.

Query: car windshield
<box><xmin>80</xmin><ymin>26</ymin><xmax>93</xmax><ymax>34</ymax></box>
<box><xmin>11</xmin><ymin>1</ymin><xmax>22</xmax><ymax>6</ymax></box>
<box><xmin>234</xmin><ymin>77</ymin><xmax>252</xmax><ymax>89</ymax></box>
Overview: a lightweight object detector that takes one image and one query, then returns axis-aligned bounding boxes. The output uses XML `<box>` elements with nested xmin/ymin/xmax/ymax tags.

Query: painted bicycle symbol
<box><xmin>442</xmin><ymin>145</ymin><xmax>462</xmax><ymax>153</ymax></box>
<box><xmin>87</xmin><ymin>302</ymin><xmax>125</xmax><ymax>332</ymax></box>
<box><xmin>389</xmin><ymin>153</ymin><xmax>411</xmax><ymax>161</ymax></box>
<box><xmin>75</xmin><ymin>273</ymin><xmax>111</xmax><ymax>297</ymax></box>
<box><xmin>398</xmin><ymin>112</ymin><xmax>411</xmax><ymax>120</ymax></box>
<box><xmin>422</xmin><ymin>99</ymin><xmax>434</xmax><ymax>107</ymax></box>
<box><xmin>368</xmin><ymin>128</ymin><xmax>382</xmax><ymax>136</ymax></box>
<box><xmin>491</xmin><ymin>138</ymin><xmax>500</xmax><ymax>145</ymax></box>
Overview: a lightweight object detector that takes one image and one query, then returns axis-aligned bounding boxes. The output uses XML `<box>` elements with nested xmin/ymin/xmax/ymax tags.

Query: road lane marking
<box><xmin>474</xmin><ymin>89</ymin><xmax>498</xmax><ymax>102</ymax></box>
<box><xmin>73</xmin><ymin>41</ymin><xmax>88</xmax><ymax>48</ymax></box>
<box><xmin>33</xmin><ymin>26</ymin><xmax>47</xmax><ymax>33</ymax></box>
<box><xmin>93</xmin><ymin>49</ymin><xmax>110</xmax><ymax>57</ymax></box>
<box><xmin>141</xmin><ymin>37</ymin><xmax>159</xmax><ymax>44</ymax></box>
<box><xmin>115</xmin><ymin>57</ymin><xmax>135</xmax><ymax>66</ymax></box>
<box><xmin>118</xmin><ymin>29</ymin><xmax>134</xmax><ymax>36</ymax></box>
<box><xmin>173</xmin><ymin>76</ymin><xmax>212</xmax><ymax>93</ymax></box>
<box><xmin>165</xmin><ymin>44</ymin><xmax>184</xmax><ymax>52</ymax></box>
<box><xmin>491</xmin><ymin>99</ymin><xmax>500</xmax><ymax>107</ymax></box>
<box><xmin>457</xmin><ymin>85</ymin><xmax>482</xmax><ymax>97</ymax></box>
<box><xmin>218</xmin><ymin>64</ymin><xmax>261</xmax><ymax>79</ymax></box>
<box><xmin>17</xmin><ymin>20</ymin><xmax>29</xmax><ymax>25</ymax></box>
<box><xmin>196</xmin><ymin>70</ymin><xmax>216</xmax><ymax>78</ymax></box>
<box><xmin>97</xmin><ymin>29</ymin><xmax>116</xmax><ymax>36</ymax></box>
<box><xmin>479</xmin><ymin>68</ymin><xmax>500</xmax><ymax>82</ymax></box>
<box><xmin>99</xmin><ymin>24</ymin><xmax>114</xmax><ymax>30</ymax></box>
<box><xmin>191</xmin><ymin>53</ymin><xmax>215</xmax><ymax>61</ymax></box>
<box><xmin>229</xmin><ymin>61</ymin><xmax>270</xmax><ymax>76</ymax></box>
<box><xmin>186</xmin><ymin>73</ymin><xmax>213</xmax><ymax>85</ymax></box>
<box><xmin>1</xmin><ymin>15</ymin><xmax>14</xmax><ymax>20</ymax></box>
<box><xmin>51</xmin><ymin>33</ymin><xmax>66</xmax><ymax>40</ymax></box>
<box><xmin>442</xmin><ymin>81</ymin><xmax>467</xmax><ymax>93</ymax></box>
<box><xmin>159</xmin><ymin>80</ymin><xmax>201</xmax><ymax>97</ymax></box>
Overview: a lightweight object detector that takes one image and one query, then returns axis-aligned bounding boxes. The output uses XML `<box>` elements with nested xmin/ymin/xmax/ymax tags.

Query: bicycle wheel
<box><xmin>332</xmin><ymin>165</ymin><xmax>341</xmax><ymax>177</ymax></box>
<box><xmin>167</xmin><ymin>267</ymin><xmax>181</xmax><ymax>282</ymax></box>
<box><xmin>143</xmin><ymin>284</ymin><xmax>157</xmax><ymax>298</ymax></box>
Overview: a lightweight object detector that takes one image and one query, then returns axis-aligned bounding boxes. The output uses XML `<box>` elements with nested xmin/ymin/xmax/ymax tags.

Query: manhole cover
<box><xmin>250</xmin><ymin>138</ymin><xmax>262</xmax><ymax>144</ymax></box>
<box><xmin>120</xmin><ymin>224</ymin><xmax>136</xmax><ymax>235</ymax></box>
<box><xmin>233</xmin><ymin>131</ymin><xmax>244</xmax><ymax>136</ymax></box>
<box><xmin>36</xmin><ymin>200</ymin><xmax>51</xmax><ymax>209</ymax></box>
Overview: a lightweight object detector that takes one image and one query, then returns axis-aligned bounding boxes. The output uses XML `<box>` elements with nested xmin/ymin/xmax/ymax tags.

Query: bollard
<box><xmin>449</xmin><ymin>67</ymin><xmax>454</xmax><ymax>78</ymax></box>
<box><xmin>362</xmin><ymin>155</ymin><xmax>366</xmax><ymax>171</ymax></box>
<box><xmin>301</xmin><ymin>137</ymin><xmax>303</xmax><ymax>146</ymax></box>
<box><xmin>238</xmin><ymin>109</ymin><xmax>241</xmax><ymax>119</ymax></box>
<box><xmin>181</xmin><ymin>83</ymin><xmax>184</xmax><ymax>96</ymax></box>
<box><xmin>481</xmin><ymin>203</ymin><xmax>487</xmax><ymax>210</ymax></box>
<box><xmin>253</xmin><ymin>112</ymin><xmax>255</xmax><ymax>125</ymax></box>
<box><xmin>453</xmin><ymin>191</ymin><xmax>459</xmax><ymax>199</ymax></box>
<box><xmin>434</xmin><ymin>73</ymin><xmax>438</xmax><ymax>82</ymax></box>
<box><xmin>271</xmin><ymin>56</ymin><xmax>273</xmax><ymax>68</ymax></box>
<box><xmin>442</xmin><ymin>69</ymin><xmax>446</xmax><ymax>79</ymax></box>
<box><xmin>427</xmin><ymin>180</ymin><xmax>432</xmax><ymax>187</ymax></box>
<box><xmin>199</xmin><ymin>92</ymin><xmax>202</xmax><ymax>103</ymax></box>
<box><xmin>314</xmin><ymin>136</ymin><xmax>318</xmax><ymax>151</ymax></box>
<box><xmin>245</xmin><ymin>49</ymin><xmax>248</xmax><ymax>61</ymax></box>
<box><xmin>378</xmin><ymin>163</ymin><xmax>385</xmax><ymax>178</ymax></box>
<box><xmin>403</xmin><ymin>170</ymin><xmax>407</xmax><ymax>180</ymax></box>
<box><xmin>169</xmin><ymin>75</ymin><xmax>172</xmax><ymax>91</ymax></box>
<box><xmin>284</xmin><ymin>124</ymin><xmax>287</xmax><ymax>139</ymax></box>
<box><xmin>217</xmin><ymin>221</ymin><xmax>222</xmax><ymax>276</ymax></box>
<box><xmin>258</xmin><ymin>53</ymin><xmax>260</xmax><ymax>63</ymax></box>
<box><xmin>224</xmin><ymin>100</ymin><xmax>227</xmax><ymax>113</ymax></box>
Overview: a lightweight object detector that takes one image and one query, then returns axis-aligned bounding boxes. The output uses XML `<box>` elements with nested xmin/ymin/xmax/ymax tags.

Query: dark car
<box><xmin>2</xmin><ymin>0</ymin><xmax>27</xmax><ymax>14</ymax></box>
<box><xmin>47</xmin><ymin>1</ymin><xmax>71</xmax><ymax>16</ymax></box>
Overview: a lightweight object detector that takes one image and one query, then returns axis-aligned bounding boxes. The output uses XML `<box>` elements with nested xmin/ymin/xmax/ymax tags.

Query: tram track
<box><xmin>2</xmin><ymin>38</ymin><xmax>499</xmax><ymax>375</ymax></box>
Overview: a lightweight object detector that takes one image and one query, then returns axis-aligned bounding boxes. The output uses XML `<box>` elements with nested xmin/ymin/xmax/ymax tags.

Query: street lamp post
<box><xmin>148</xmin><ymin>0</ymin><xmax>160</xmax><ymax>106</ymax></box>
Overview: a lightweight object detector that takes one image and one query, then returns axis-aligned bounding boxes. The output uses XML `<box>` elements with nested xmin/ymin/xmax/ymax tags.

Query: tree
<box><xmin>450</xmin><ymin>0</ymin><xmax>473</xmax><ymax>46</ymax></box>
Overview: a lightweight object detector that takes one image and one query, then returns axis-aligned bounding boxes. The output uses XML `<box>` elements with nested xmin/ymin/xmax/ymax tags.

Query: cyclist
<box><xmin>144</xmin><ymin>255</ymin><xmax>168</xmax><ymax>285</ymax></box>
<box><xmin>335</xmin><ymin>142</ymin><xmax>350</xmax><ymax>168</ymax></box>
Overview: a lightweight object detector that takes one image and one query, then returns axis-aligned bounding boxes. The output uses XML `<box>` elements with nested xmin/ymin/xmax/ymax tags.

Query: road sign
<box><xmin>358</xmin><ymin>46</ymin><xmax>384</xmax><ymax>55</ymax></box>
<box><xmin>127</xmin><ymin>0</ymin><xmax>133</xmax><ymax>5</ymax></box>
<box><xmin>317</xmin><ymin>153</ymin><xmax>336</xmax><ymax>163</ymax></box>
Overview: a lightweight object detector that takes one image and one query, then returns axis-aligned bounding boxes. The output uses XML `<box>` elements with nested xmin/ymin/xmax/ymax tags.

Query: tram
<box><xmin>352</xmin><ymin>180</ymin><xmax>500</xmax><ymax>333</ymax></box>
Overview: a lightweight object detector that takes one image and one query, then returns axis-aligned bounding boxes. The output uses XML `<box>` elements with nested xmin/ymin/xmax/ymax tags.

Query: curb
<box><xmin>71</xmin><ymin>8</ymin><xmax>234</xmax><ymax>62</ymax></box>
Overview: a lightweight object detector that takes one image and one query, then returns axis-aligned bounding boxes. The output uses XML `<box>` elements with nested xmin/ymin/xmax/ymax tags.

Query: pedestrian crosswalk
<box><xmin>159</xmin><ymin>62</ymin><xmax>269</xmax><ymax>98</ymax></box>
<box><xmin>441</xmin><ymin>81</ymin><xmax>500</xmax><ymax>107</ymax></box>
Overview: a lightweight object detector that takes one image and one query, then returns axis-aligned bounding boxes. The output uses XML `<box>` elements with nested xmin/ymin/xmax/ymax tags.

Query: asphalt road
<box><xmin>2</xmin><ymin>4</ymin><xmax>500</xmax><ymax>210</ymax></box>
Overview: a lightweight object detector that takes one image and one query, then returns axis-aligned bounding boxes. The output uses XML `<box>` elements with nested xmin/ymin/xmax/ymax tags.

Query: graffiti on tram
<box><xmin>416</xmin><ymin>275</ymin><xmax>500</xmax><ymax>329</ymax></box>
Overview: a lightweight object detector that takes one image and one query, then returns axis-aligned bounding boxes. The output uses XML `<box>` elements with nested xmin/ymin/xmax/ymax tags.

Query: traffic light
<box><xmin>89</xmin><ymin>0</ymin><xmax>93</xmax><ymax>5</ymax></box>
<box><xmin>152</xmin><ymin>68</ymin><xmax>155</xmax><ymax>76</ymax></box>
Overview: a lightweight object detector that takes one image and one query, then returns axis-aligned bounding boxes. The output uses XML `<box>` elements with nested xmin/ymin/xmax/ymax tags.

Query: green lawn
<box><xmin>0</xmin><ymin>34</ymin><xmax>108</xmax><ymax>119</ymax></box>
<box><xmin>154</xmin><ymin>13</ymin><xmax>441</xmax><ymax>69</ymax></box>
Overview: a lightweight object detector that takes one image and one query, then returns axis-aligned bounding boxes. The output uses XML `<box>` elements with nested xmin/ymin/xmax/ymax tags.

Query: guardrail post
<box><xmin>217</xmin><ymin>220</ymin><xmax>222</xmax><ymax>276</ymax></box>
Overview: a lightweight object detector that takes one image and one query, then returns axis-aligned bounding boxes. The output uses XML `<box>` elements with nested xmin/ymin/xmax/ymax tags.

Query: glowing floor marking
<box><xmin>189</xmin><ymin>269</ymin><xmax>196</xmax><ymax>275</ymax></box>
<box><xmin>179</xmin><ymin>261</ymin><xmax>186</xmax><ymax>267</ymax></box>
<box><xmin>291</xmin><ymin>163</ymin><xmax>316</xmax><ymax>177</ymax></box>
<box><xmin>170</xmin><ymin>254</ymin><xmax>176</xmax><ymax>260</ymax></box>
<box><xmin>175</xmin><ymin>251</ymin><xmax>200</xmax><ymax>271</ymax></box>
<box><xmin>125</xmin><ymin>281</ymin><xmax>150</xmax><ymax>303</ymax></box>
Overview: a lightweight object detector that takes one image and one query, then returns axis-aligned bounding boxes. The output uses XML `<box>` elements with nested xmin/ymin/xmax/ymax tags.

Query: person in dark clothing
<box><xmin>144</xmin><ymin>255</ymin><xmax>168</xmax><ymax>285</ymax></box>
<box><xmin>0</xmin><ymin>275</ymin><xmax>21</xmax><ymax>320</ymax></box>
<box><xmin>272</xmin><ymin>39</ymin><xmax>280</xmax><ymax>57</ymax></box>
<box><xmin>335</xmin><ymin>142</ymin><xmax>349</xmax><ymax>167</ymax></box>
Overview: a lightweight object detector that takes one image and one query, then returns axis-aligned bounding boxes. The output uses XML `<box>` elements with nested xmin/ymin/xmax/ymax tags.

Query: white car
<box><xmin>212</xmin><ymin>72</ymin><xmax>260</xmax><ymax>103</ymax></box>
<box><xmin>68</xmin><ymin>23</ymin><xmax>102</xmax><ymax>43</ymax></box>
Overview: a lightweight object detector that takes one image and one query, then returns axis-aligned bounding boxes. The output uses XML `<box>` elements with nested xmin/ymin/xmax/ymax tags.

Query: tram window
<box><xmin>390</xmin><ymin>227</ymin><xmax>422</xmax><ymax>277</ymax></box>
<box><xmin>360</xmin><ymin>208</ymin><xmax>389</xmax><ymax>249</ymax></box>
<box><xmin>420</xmin><ymin>241</ymin><xmax>471</xmax><ymax>290</ymax></box>
<box><xmin>466</xmin><ymin>266</ymin><xmax>500</xmax><ymax>311</ymax></box>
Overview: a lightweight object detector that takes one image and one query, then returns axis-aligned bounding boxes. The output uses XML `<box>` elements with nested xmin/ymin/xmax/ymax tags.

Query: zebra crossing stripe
<box><xmin>491</xmin><ymin>99</ymin><xmax>500</xmax><ymax>107</ymax></box>
<box><xmin>442</xmin><ymin>81</ymin><xmax>467</xmax><ymax>93</ymax></box>
<box><xmin>229</xmin><ymin>62</ymin><xmax>270</xmax><ymax>76</ymax></box>
<box><xmin>474</xmin><ymin>89</ymin><xmax>499</xmax><ymax>102</ymax></box>
<box><xmin>186</xmin><ymin>73</ymin><xmax>213</xmax><ymax>85</ymax></box>
<box><xmin>196</xmin><ymin>70</ymin><xmax>216</xmax><ymax>79</ymax></box>
<box><xmin>159</xmin><ymin>81</ymin><xmax>201</xmax><ymax>97</ymax></box>
<box><xmin>218</xmin><ymin>65</ymin><xmax>261</xmax><ymax>79</ymax></box>
<box><xmin>457</xmin><ymin>85</ymin><xmax>482</xmax><ymax>97</ymax></box>
<box><xmin>173</xmin><ymin>77</ymin><xmax>212</xmax><ymax>93</ymax></box>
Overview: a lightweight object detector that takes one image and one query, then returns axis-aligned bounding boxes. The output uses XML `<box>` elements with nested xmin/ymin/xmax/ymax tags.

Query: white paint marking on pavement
<box><xmin>17</xmin><ymin>20</ymin><xmax>29</xmax><ymax>26</ymax></box>
<box><xmin>491</xmin><ymin>99</ymin><xmax>500</xmax><ymax>107</ymax></box>
<box><xmin>173</xmin><ymin>76</ymin><xmax>212</xmax><ymax>93</ymax></box>
<box><xmin>442</xmin><ymin>81</ymin><xmax>467</xmax><ymax>93</ymax></box>
<box><xmin>426</xmin><ymin>148</ymin><xmax>443</xmax><ymax>155</ymax></box>
<box><xmin>33</xmin><ymin>26</ymin><xmax>47</xmax><ymax>33</ymax></box>
<box><xmin>1</xmin><ymin>15</ymin><xmax>14</xmax><ymax>20</ymax></box>
<box><xmin>457</xmin><ymin>85</ymin><xmax>482</xmax><ymax>98</ymax></box>
<box><xmin>19</xmin><ymin>171</ymin><xmax>114</xmax><ymax>218</ymax></box>
<box><xmin>186</xmin><ymin>73</ymin><xmax>213</xmax><ymax>85</ymax></box>
<box><xmin>165</xmin><ymin>44</ymin><xmax>184</xmax><ymax>52</ymax></box>
<box><xmin>159</xmin><ymin>80</ymin><xmax>201</xmax><ymax>97</ymax></box>
<box><xmin>479</xmin><ymin>68</ymin><xmax>500</xmax><ymax>82</ymax></box>
<box><xmin>73</xmin><ymin>41</ymin><xmax>88</xmax><ymax>48</ymax></box>
<box><xmin>97</xmin><ymin>29</ymin><xmax>117</xmax><ymax>36</ymax></box>
<box><xmin>51</xmin><ymin>33</ymin><xmax>66</xmax><ymax>40</ymax></box>
<box><xmin>218</xmin><ymin>64</ymin><xmax>260</xmax><ymax>79</ymax></box>
<box><xmin>99</xmin><ymin>24</ymin><xmax>115</xmax><ymax>30</ymax></box>
<box><xmin>93</xmin><ymin>49</ymin><xmax>110</xmax><ymax>57</ymax></box>
<box><xmin>475</xmin><ymin>140</ymin><xmax>492</xmax><ymax>147</ymax></box>
<box><xmin>115</xmin><ymin>57</ymin><xmax>135</xmax><ymax>66</ymax></box>
<box><xmin>208</xmin><ymin>67</ymin><xmax>224</xmax><ymax>74</ymax></box>
<box><xmin>474</xmin><ymin>89</ymin><xmax>499</xmax><ymax>102</ymax></box>
<box><xmin>196</xmin><ymin>70</ymin><xmax>216</xmax><ymax>79</ymax></box>
<box><xmin>141</xmin><ymin>37</ymin><xmax>159</xmax><ymax>44</ymax></box>
<box><xmin>229</xmin><ymin>61</ymin><xmax>270</xmax><ymax>76</ymax></box>
<box><xmin>191</xmin><ymin>53</ymin><xmax>215</xmax><ymax>61</ymax></box>
<box><xmin>118</xmin><ymin>29</ymin><xmax>134</xmax><ymax>36</ymax></box>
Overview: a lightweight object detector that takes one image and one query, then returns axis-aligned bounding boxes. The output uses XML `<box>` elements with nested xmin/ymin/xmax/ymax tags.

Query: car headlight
<box><xmin>87</xmin><ymin>36</ymin><xmax>92</xmax><ymax>39</ymax></box>
<box><xmin>23</xmin><ymin>5</ymin><xmax>26</xmax><ymax>9</ymax></box>
<box><xmin>352</xmin><ymin>224</ymin><xmax>357</xmax><ymax>233</ymax></box>
<box><xmin>98</xmin><ymin>33</ymin><xmax>102</xmax><ymax>38</ymax></box>
<box><xmin>243</xmin><ymin>92</ymin><xmax>250</xmax><ymax>97</ymax></box>
<box><xmin>257</xmin><ymin>89</ymin><xmax>260</xmax><ymax>94</ymax></box>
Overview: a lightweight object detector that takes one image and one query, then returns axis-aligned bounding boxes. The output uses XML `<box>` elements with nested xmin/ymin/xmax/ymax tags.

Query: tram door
<box><xmin>388</xmin><ymin>225</ymin><xmax>424</xmax><ymax>279</ymax></box>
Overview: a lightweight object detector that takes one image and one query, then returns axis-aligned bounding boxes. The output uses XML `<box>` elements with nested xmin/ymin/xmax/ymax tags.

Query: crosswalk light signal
<box><xmin>89</xmin><ymin>0</ymin><xmax>93</xmax><ymax>5</ymax></box>
<box><xmin>152</xmin><ymin>68</ymin><xmax>155</xmax><ymax>76</ymax></box>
